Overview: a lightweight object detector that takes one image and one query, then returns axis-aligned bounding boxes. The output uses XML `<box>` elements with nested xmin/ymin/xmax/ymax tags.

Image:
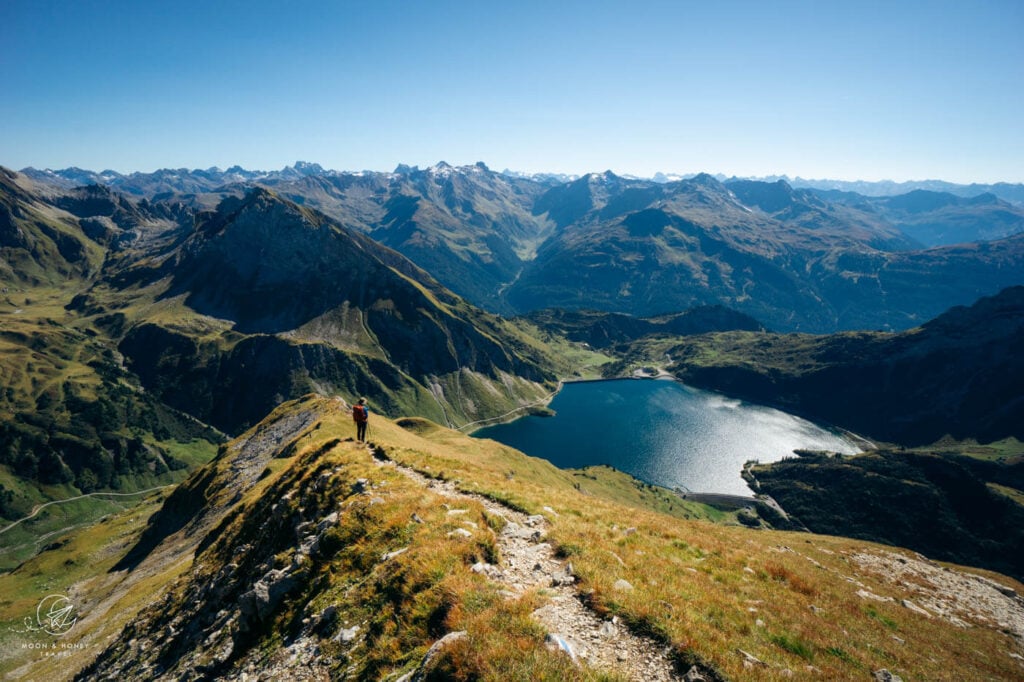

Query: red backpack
<box><xmin>353</xmin><ymin>405</ymin><xmax>368</xmax><ymax>422</ymax></box>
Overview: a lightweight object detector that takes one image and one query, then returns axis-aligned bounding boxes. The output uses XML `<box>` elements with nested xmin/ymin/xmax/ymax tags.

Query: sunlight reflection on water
<box><xmin>475</xmin><ymin>378</ymin><xmax>860</xmax><ymax>496</ymax></box>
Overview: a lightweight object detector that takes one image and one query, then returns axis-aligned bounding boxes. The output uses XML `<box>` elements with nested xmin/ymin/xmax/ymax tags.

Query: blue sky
<box><xmin>3</xmin><ymin>0</ymin><xmax>1022</xmax><ymax>182</ymax></box>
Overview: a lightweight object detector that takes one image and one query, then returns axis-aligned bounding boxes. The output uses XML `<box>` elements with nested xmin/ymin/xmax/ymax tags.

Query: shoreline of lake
<box><xmin>467</xmin><ymin>371</ymin><xmax>871</xmax><ymax>451</ymax></box>
<box><xmin>459</xmin><ymin>374</ymin><xmax>668</xmax><ymax>434</ymax></box>
<box><xmin>473</xmin><ymin>376</ymin><xmax>864</xmax><ymax>496</ymax></box>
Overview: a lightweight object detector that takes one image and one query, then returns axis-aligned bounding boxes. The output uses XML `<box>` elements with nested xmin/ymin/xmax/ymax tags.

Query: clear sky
<box><xmin>3</xmin><ymin>0</ymin><xmax>1022</xmax><ymax>182</ymax></box>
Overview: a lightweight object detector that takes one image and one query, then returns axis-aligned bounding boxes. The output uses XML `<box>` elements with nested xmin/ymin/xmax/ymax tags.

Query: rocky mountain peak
<box><xmin>687</xmin><ymin>172</ymin><xmax>725</xmax><ymax>188</ymax></box>
<box><xmin>292</xmin><ymin>160</ymin><xmax>325</xmax><ymax>175</ymax></box>
<box><xmin>724</xmin><ymin>178</ymin><xmax>797</xmax><ymax>213</ymax></box>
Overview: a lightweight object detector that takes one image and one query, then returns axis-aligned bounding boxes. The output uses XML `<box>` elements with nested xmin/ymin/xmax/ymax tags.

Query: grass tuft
<box><xmin>769</xmin><ymin>632</ymin><xmax>815</xmax><ymax>660</ymax></box>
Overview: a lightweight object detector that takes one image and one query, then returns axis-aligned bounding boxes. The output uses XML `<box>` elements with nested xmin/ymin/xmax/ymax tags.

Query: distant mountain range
<box><xmin>783</xmin><ymin>176</ymin><xmax>1024</xmax><ymax>205</ymax></box>
<box><xmin>24</xmin><ymin>163</ymin><xmax>1024</xmax><ymax>205</ymax></box>
<box><xmin>17</xmin><ymin>161</ymin><xmax>1024</xmax><ymax>334</ymax></box>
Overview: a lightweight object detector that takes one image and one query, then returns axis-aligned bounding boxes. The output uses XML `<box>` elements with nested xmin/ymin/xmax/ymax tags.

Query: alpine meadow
<box><xmin>2</xmin><ymin>2</ymin><xmax>1024</xmax><ymax>681</ymax></box>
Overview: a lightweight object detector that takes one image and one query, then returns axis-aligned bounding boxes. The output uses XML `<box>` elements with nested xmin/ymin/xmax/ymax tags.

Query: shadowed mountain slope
<box><xmin>650</xmin><ymin>286</ymin><xmax>1024</xmax><ymax>445</ymax></box>
<box><xmin>745</xmin><ymin>448</ymin><xmax>1024</xmax><ymax>581</ymax></box>
<box><xmin>522</xmin><ymin>305</ymin><xmax>765</xmax><ymax>349</ymax></box>
<box><xmin>79</xmin><ymin>187</ymin><xmax>560</xmax><ymax>434</ymax></box>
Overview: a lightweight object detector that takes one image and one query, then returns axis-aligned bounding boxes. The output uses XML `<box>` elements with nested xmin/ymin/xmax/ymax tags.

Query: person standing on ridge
<box><xmin>353</xmin><ymin>397</ymin><xmax>369</xmax><ymax>442</ymax></box>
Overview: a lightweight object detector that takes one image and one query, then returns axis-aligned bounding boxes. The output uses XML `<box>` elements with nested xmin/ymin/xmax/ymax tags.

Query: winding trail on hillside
<box><xmin>454</xmin><ymin>383</ymin><xmax>561</xmax><ymax>432</ymax></box>
<box><xmin>368</xmin><ymin>443</ymin><xmax>684</xmax><ymax>681</ymax></box>
<box><xmin>0</xmin><ymin>486</ymin><xmax>172</xmax><ymax>536</ymax></box>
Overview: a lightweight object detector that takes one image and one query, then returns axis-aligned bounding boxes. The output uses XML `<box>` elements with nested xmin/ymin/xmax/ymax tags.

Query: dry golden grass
<box><xmin>329</xmin><ymin>398</ymin><xmax>1024</xmax><ymax>680</ymax></box>
<box><xmin>4</xmin><ymin>395</ymin><xmax>1022</xmax><ymax>681</ymax></box>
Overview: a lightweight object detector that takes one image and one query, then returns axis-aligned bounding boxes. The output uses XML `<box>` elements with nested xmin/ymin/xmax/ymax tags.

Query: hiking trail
<box><xmin>369</xmin><ymin>442</ymin><xmax>684</xmax><ymax>681</ymax></box>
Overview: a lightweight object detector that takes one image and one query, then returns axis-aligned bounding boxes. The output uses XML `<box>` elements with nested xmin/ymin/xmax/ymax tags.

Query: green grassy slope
<box><xmin>0</xmin><ymin>173</ymin><xmax>223</xmax><ymax>570</ymax></box>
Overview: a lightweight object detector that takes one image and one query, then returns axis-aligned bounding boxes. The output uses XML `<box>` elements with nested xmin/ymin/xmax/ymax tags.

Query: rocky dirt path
<box><xmin>370</xmin><ymin>445</ymin><xmax>683</xmax><ymax>681</ymax></box>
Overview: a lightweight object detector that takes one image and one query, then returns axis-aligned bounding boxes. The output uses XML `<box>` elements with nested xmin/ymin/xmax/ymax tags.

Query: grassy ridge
<box><xmin>11</xmin><ymin>396</ymin><xmax>1019</xmax><ymax>681</ymax></box>
<box><xmin>0</xmin><ymin>179</ymin><xmax>602</xmax><ymax>583</ymax></box>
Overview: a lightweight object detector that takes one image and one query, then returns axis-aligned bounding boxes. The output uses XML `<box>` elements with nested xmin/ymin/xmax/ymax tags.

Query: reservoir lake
<box><xmin>474</xmin><ymin>378</ymin><xmax>861</xmax><ymax>496</ymax></box>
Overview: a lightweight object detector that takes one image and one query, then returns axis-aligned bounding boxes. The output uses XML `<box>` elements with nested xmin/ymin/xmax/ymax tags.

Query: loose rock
<box><xmin>397</xmin><ymin>631</ymin><xmax>468</xmax><ymax>682</ymax></box>
<box><xmin>382</xmin><ymin>547</ymin><xmax>408</xmax><ymax>561</ymax></box>
<box><xmin>901</xmin><ymin>599</ymin><xmax>932</xmax><ymax>618</ymax></box>
<box><xmin>737</xmin><ymin>649</ymin><xmax>767</xmax><ymax>668</ymax></box>
<box><xmin>544</xmin><ymin>633</ymin><xmax>578</xmax><ymax>662</ymax></box>
<box><xmin>334</xmin><ymin>625</ymin><xmax>360</xmax><ymax>644</ymax></box>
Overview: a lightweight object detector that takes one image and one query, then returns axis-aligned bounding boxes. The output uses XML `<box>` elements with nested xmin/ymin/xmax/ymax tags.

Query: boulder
<box><xmin>239</xmin><ymin>569</ymin><xmax>300</xmax><ymax>624</ymax></box>
<box><xmin>317</xmin><ymin>511</ymin><xmax>339</xmax><ymax>532</ymax></box>
<box><xmin>334</xmin><ymin>625</ymin><xmax>360</xmax><ymax>644</ymax></box>
<box><xmin>397</xmin><ymin>631</ymin><xmax>469</xmax><ymax>682</ymax></box>
<box><xmin>900</xmin><ymin>599</ymin><xmax>932</xmax><ymax>618</ymax></box>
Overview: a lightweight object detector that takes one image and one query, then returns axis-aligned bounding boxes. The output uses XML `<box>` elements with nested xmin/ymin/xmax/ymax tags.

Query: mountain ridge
<box><xmin>22</xmin><ymin>162</ymin><xmax>1024</xmax><ymax>205</ymax></box>
<box><xmin>16</xmin><ymin>163</ymin><xmax>1024</xmax><ymax>332</ymax></box>
<box><xmin>5</xmin><ymin>394</ymin><xmax>1020</xmax><ymax>681</ymax></box>
<box><xmin>84</xmin><ymin>186</ymin><xmax>563</xmax><ymax>433</ymax></box>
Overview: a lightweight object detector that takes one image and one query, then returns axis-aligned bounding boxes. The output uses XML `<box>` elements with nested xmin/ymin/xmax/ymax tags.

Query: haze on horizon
<box><xmin>3</xmin><ymin>0</ymin><xmax>1022</xmax><ymax>184</ymax></box>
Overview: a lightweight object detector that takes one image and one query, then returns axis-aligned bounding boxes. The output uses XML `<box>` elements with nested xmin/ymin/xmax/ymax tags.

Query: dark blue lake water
<box><xmin>474</xmin><ymin>378</ymin><xmax>860</xmax><ymax>496</ymax></box>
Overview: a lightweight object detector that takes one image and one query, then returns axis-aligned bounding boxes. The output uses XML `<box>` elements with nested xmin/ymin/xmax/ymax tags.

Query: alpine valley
<box><xmin>1</xmin><ymin>162</ymin><xmax>1023</xmax><ymax>681</ymax></box>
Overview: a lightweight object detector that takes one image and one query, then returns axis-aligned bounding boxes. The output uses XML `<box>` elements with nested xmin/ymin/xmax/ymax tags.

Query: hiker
<box><xmin>352</xmin><ymin>397</ymin><xmax>369</xmax><ymax>441</ymax></box>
